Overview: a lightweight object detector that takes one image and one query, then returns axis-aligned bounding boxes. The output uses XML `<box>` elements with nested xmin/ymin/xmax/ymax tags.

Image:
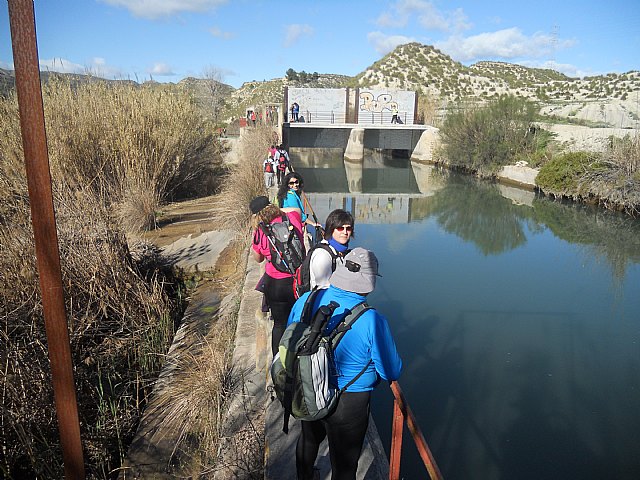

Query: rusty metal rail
<box><xmin>389</xmin><ymin>381</ymin><xmax>443</xmax><ymax>480</ymax></box>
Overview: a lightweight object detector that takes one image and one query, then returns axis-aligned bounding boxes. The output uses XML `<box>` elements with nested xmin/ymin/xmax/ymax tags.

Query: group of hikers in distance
<box><xmin>263</xmin><ymin>144</ymin><xmax>293</xmax><ymax>188</ymax></box>
<box><xmin>249</xmin><ymin>162</ymin><xmax>403</xmax><ymax>479</ymax></box>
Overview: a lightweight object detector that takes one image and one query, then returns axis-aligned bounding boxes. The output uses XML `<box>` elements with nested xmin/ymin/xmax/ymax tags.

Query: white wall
<box><xmin>288</xmin><ymin>87</ymin><xmax>347</xmax><ymax>124</ymax></box>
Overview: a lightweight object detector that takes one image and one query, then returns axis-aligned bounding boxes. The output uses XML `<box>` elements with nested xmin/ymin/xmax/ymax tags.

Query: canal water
<box><xmin>296</xmin><ymin>152</ymin><xmax>640</xmax><ymax>479</ymax></box>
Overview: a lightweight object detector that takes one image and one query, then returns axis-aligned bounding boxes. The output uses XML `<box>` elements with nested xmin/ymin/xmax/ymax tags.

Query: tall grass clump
<box><xmin>40</xmin><ymin>77</ymin><xmax>224</xmax><ymax>230</ymax></box>
<box><xmin>439</xmin><ymin>95</ymin><xmax>540</xmax><ymax>174</ymax></box>
<box><xmin>211</xmin><ymin>126</ymin><xmax>275</xmax><ymax>233</ymax></box>
<box><xmin>0</xmin><ymin>77</ymin><xmax>222</xmax><ymax>477</ymax></box>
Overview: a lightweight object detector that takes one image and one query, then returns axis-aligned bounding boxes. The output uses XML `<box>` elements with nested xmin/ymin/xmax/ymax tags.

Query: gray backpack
<box><xmin>271</xmin><ymin>289</ymin><xmax>372</xmax><ymax>433</ymax></box>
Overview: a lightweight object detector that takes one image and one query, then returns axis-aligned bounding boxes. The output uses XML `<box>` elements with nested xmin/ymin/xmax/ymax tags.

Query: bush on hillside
<box><xmin>439</xmin><ymin>95</ymin><xmax>540</xmax><ymax>173</ymax></box>
<box><xmin>536</xmin><ymin>151</ymin><xmax>604</xmax><ymax>194</ymax></box>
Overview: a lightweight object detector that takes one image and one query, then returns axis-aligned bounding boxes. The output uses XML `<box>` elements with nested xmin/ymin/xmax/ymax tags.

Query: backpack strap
<box><xmin>329</xmin><ymin>302</ymin><xmax>371</xmax><ymax>346</ymax></box>
<box><xmin>300</xmin><ymin>288</ymin><xmax>322</xmax><ymax>326</ymax></box>
<box><xmin>339</xmin><ymin>359</ymin><xmax>373</xmax><ymax>394</ymax></box>
<box><xmin>331</xmin><ymin>302</ymin><xmax>373</xmax><ymax>395</ymax></box>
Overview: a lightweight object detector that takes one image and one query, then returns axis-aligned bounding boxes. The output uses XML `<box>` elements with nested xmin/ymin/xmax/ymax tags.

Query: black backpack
<box><xmin>293</xmin><ymin>243</ymin><xmax>348</xmax><ymax>299</ymax></box>
<box><xmin>257</xmin><ymin>215</ymin><xmax>305</xmax><ymax>275</ymax></box>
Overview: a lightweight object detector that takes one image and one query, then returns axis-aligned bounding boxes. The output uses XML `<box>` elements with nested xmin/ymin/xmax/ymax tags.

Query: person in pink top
<box><xmin>250</xmin><ymin>196</ymin><xmax>305</xmax><ymax>355</ymax></box>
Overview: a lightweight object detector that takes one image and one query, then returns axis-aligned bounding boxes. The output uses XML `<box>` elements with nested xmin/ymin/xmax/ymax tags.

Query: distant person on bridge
<box><xmin>263</xmin><ymin>154</ymin><xmax>276</xmax><ymax>188</ymax></box>
<box><xmin>391</xmin><ymin>105</ymin><xmax>399</xmax><ymax>124</ymax></box>
<box><xmin>288</xmin><ymin>247</ymin><xmax>403</xmax><ymax>480</ymax></box>
<box><xmin>292</xmin><ymin>102</ymin><xmax>300</xmax><ymax>122</ymax></box>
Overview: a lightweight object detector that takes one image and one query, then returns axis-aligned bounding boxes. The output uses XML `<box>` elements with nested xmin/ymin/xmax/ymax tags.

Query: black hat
<box><xmin>249</xmin><ymin>196</ymin><xmax>270</xmax><ymax>214</ymax></box>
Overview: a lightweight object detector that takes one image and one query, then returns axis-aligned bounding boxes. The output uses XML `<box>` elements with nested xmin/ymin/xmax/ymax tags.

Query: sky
<box><xmin>1</xmin><ymin>0</ymin><xmax>639</xmax><ymax>88</ymax></box>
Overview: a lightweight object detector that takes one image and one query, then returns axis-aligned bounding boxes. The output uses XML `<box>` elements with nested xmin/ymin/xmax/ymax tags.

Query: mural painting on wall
<box><xmin>359</xmin><ymin>92</ymin><xmax>398</xmax><ymax>114</ymax></box>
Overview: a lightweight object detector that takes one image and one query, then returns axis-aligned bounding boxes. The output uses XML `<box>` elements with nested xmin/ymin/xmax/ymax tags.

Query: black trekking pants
<box><xmin>264</xmin><ymin>274</ymin><xmax>296</xmax><ymax>356</ymax></box>
<box><xmin>296</xmin><ymin>391</ymin><xmax>371</xmax><ymax>480</ymax></box>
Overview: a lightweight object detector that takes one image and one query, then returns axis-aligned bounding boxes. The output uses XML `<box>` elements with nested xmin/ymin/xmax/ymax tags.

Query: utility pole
<box><xmin>6</xmin><ymin>1</ymin><xmax>85</xmax><ymax>478</ymax></box>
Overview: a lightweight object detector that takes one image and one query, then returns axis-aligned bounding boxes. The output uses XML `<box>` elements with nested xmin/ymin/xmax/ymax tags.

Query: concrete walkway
<box><xmin>218</xmin><ymin>249</ymin><xmax>390</xmax><ymax>479</ymax></box>
<box><xmin>122</xmin><ymin>222</ymin><xmax>390</xmax><ymax>479</ymax></box>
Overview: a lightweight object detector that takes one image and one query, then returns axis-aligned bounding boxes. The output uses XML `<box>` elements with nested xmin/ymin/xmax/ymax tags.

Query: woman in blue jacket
<box><xmin>287</xmin><ymin>247</ymin><xmax>403</xmax><ymax>480</ymax></box>
<box><xmin>277</xmin><ymin>172</ymin><xmax>321</xmax><ymax>229</ymax></box>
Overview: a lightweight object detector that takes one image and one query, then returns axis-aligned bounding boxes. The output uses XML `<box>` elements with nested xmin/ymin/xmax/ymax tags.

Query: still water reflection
<box><xmin>298</xmin><ymin>154</ymin><xmax>640</xmax><ymax>480</ymax></box>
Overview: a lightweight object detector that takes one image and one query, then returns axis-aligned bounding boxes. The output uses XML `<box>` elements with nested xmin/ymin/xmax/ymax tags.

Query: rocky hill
<box><xmin>355</xmin><ymin>43</ymin><xmax>640</xmax><ymax>128</ymax></box>
<box><xmin>2</xmin><ymin>42</ymin><xmax>639</xmax><ymax>130</ymax></box>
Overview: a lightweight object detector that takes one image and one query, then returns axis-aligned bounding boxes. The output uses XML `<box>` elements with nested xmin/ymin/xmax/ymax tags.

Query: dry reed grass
<box><xmin>0</xmin><ymin>78</ymin><xmax>223</xmax><ymax>478</ymax></box>
<box><xmin>210</xmin><ymin>126</ymin><xmax>276</xmax><ymax>234</ymax></box>
<box><xmin>579</xmin><ymin>133</ymin><xmax>640</xmax><ymax>216</ymax></box>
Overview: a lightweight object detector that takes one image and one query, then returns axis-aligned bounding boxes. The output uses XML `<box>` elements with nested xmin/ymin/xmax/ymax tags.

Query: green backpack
<box><xmin>270</xmin><ymin>289</ymin><xmax>372</xmax><ymax>433</ymax></box>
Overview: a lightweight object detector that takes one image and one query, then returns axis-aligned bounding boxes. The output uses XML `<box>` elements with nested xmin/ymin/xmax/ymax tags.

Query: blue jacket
<box><xmin>287</xmin><ymin>286</ymin><xmax>403</xmax><ymax>392</ymax></box>
<box><xmin>282</xmin><ymin>190</ymin><xmax>307</xmax><ymax>222</ymax></box>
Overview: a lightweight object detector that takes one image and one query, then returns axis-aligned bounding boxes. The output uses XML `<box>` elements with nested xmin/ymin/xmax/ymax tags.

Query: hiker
<box><xmin>391</xmin><ymin>105</ymin><xmax>399</xmax><ymax>124</ymax></box>
<box><xmin>277</xmin><ymin>172</ymin><xmax>321</xmax><ymax>229</ymax></box>
<box><xmin>292</xmin><ymin>102</ymin><xmax>300</xmax><ymax>122</ymax></box>
<box><xmin>307</xmin><ymin>209</ymin><xmax>354</xmax><ymax>290</ymax></box>
<box><xmin>287</xmin><ymin>247</ymin><xmax>403</xmax><ymax>480</ymax></box>
<box><xmin>250</xmin><ymin>196</ymin><xmax>305</xmax><ymax>356</ymax></box>
<box><xmin>263</xmin><ymin>155</ymin><xmax>276</xmax><ymax>188</ymax></box>
<box><xmin>275</xmin><ymin>147</ymin><xmax>289</xmax><ymax>186</ymax></box>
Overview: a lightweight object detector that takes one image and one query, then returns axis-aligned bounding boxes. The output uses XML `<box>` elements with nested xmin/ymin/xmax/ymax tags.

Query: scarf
<box><xmin>328</xmin><ymin>237</ymin><xmax>349</xmax><ymax>254</ymax></box>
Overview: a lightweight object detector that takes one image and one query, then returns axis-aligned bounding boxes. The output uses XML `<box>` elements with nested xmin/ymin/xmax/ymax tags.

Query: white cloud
<box><xmin>375</xmin><ymin>0</ymin><xmax>470</xmax><ymax>33</ymax></box>
<box><xmin>436</xmin><ymin>27</ymin><xmax>575</xmax><ymax>62</ymax></box>
<box><xmin>367</xmin><ymin>31</ymin><xmax>416</xmax><ymax>56</ymax></box>
<box><xmin>1</xmin><ymin>60</ymin><xmax>15</xmax><ymax>70</ymax></box>
<box><xmin>37</xmin><ymin>57</ymin><xmax>125</xmax><ymax>79</ymax></box>
<box><xmin>283</xmin><ymin>24</ymin><xmax>314</xmax><ymax>48</ymax></box>
<box><xmin>148</xmin><ymin>62</ymin><xmax>175</xmax><ymax>76</ymax></box>
<box><xmin>208</xmin><ymin>26</ymin><xmax>234</xmax><ymax>39</ymax></box>
<box><xmin>100</xmin><ymin>0</ymin><xmax>228</xmax><ymax>19</ymax></box>
<box><xmin>39</xmin><ymin>57</ymin><xmax>86</xmax><ymax>74</ymax></box>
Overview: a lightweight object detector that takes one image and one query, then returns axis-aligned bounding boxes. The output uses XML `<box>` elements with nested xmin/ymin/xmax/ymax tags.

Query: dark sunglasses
<box><xmin>335</xmin><ymin>225</ymin><xmax>353</xmax><ymax>232</ymax></box>
<box><xmin>345</xmin><ymin>260</ymin><xmax>360</xmax><ymax>272</ymax></box>
<box><xmin>288</xmin><ymin>180</ymin><xmax>300</xmax><ymax>185</ymax></box>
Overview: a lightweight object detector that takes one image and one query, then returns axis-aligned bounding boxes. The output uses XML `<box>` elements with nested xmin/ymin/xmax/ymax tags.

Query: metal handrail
<box><xmin>389</xmin><ymin>381</ymin><xmax>443</xmax><ymax>480</ymax></box>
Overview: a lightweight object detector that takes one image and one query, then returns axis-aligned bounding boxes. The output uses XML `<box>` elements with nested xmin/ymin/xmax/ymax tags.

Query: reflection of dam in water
<box><xmin>294</xmin><ymin>148</ymin><xmax>536</xmax><ymax>223</ymax></box>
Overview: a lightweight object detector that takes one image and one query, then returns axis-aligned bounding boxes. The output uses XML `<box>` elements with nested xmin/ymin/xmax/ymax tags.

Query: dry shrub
<box><xmin>37</xmin><ymin>77</ymin><xmax>222</xmax><ymax>230</ymax></box>
<box><xmin>210</xmin><ymin>126</ymin><xmax>275</xmax><ymax>232</ymax></box>
<box><xmin>579</xmin><ymin>134</ymin><xmax>640</xmax><ymax>216</ymax></box>
<box><xmin>608</xmin><ymin>133</ymin><xmax>640</xmax><ymax>177</ymax></box>
<box><xmin>147</xmin><ymin>306</ymin><xmax>238</xmax><ymax>476</ymax></box>
<box><xmin>0</xmin><ymin>182</ymin><xmax>183</xmax><ymax>478</ymax></box>
<box><xmin>0</xmin><ymin>80</ymin><xmax>217</xmax><ymax>477</ymax></box>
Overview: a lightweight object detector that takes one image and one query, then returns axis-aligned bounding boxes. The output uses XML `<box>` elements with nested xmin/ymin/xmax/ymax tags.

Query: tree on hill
<box><xmin>202</xmin><ymin>65</ymin><xmax>226</xmax><ymax>124</ymax></box>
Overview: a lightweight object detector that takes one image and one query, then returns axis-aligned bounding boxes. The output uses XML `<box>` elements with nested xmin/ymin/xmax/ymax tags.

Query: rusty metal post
<box><xmin>390</xmin><ymin>381</ymin><xmax>443</xmax><ymax>480</ymax></box>
<box><xmin>7</xmin><ymin>1</ymin><xmax>85</xmax><ymax>479</ymax></box>
<box><xmin>389</xmin><ymin>396</ymin><xmax>404</xmax><ymax>480</ymax></box>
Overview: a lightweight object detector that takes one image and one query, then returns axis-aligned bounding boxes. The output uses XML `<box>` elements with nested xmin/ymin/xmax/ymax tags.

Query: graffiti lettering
<box><xmin>359</xmin><ymin>91</ymin><xmax>398</xmax><ymax>113</ymax></box>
